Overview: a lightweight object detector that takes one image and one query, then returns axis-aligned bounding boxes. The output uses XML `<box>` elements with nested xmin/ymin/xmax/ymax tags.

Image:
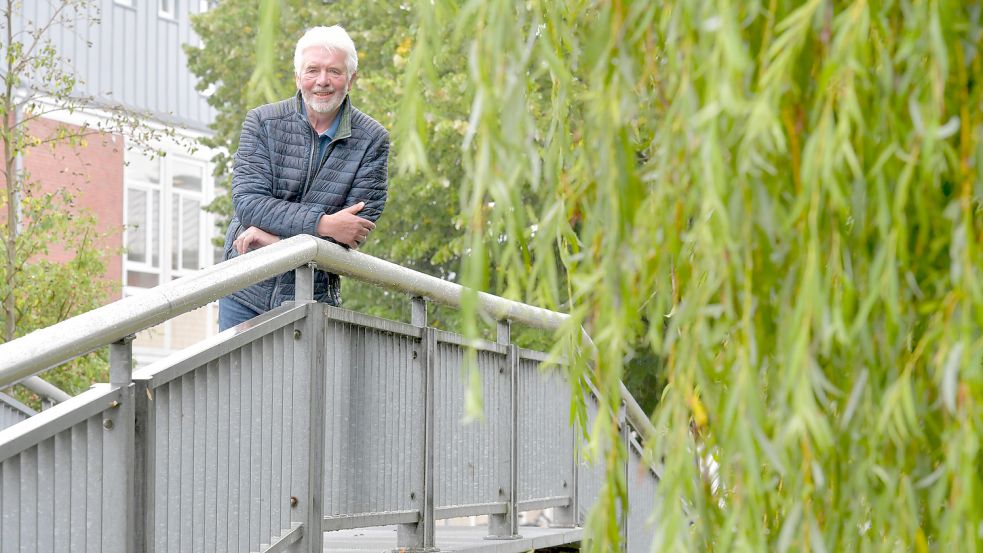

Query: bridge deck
<box><xmin>322</xmin><ymin>525</ymin><xmax>583</xmax><ymax>553</ymax></box>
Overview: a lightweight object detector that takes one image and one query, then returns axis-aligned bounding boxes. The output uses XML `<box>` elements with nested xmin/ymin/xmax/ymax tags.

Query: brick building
<box><xmin>12</xmin><ymin>0</ymin><xmax>223</xmax><ymax>365</ymax></box>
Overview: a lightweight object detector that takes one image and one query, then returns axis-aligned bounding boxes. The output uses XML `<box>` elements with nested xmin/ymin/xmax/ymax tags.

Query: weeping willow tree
<box><xmin>394</xmin><ymin>1</ymin><xmax>983</xmax><ymax>551</ymax></box>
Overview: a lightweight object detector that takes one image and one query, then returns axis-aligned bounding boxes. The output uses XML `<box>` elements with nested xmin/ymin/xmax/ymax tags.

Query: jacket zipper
<box><xmin>300</xmin><ymin>137</ymin><xmax>339</xmax><ymax>203</ymax></box>
<box><xmin>275</xmin><ymin>127</ymin><xmax>339</xmax><ymax>308</ymax></box>
<box><xmin>300</xmin><ymin>125</ymin><xmax>318</xmax><ymax>202</ymax></box>
<box><xmin>274</xmin><ymin>124</ymin><xmax>319</xmax><ymax>309</ymax></box>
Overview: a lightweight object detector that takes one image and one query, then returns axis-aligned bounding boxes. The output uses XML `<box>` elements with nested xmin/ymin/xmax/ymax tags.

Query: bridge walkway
<box><xmin>322</xmin><ymin>524</ymin><xmax>583</xmax><ymax>553</ymax></box>
<box><xmin>0</xmin><ymin>235</ymin><xmax>658</xmax><ymax>553</ymax></box>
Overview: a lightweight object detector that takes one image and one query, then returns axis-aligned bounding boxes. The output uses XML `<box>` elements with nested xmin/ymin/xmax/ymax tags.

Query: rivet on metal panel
<box><xmin>290</xmin><ymin>496</ymin><xmax>298</xmax><ymax>507</ymax></box>
<box><xmin>294</xmin><ymin>329</ymin><xmax>302</xmax><ymax>340</ymax></box>
<box><xmin>103</xmin><ymin>418</ymin><xmax>114</xmax><ymax>430</ymax></box>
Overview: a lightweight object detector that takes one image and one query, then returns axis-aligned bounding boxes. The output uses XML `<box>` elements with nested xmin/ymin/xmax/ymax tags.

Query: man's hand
<box><xmin>316</xmin><ymin>202</ymin><xmax>376</xmax><ymax>248</ymax></box>
<box><xmin>234</xmin><ymin>226</ymin><xmax>281</xmax><ymax>254</ymax></box>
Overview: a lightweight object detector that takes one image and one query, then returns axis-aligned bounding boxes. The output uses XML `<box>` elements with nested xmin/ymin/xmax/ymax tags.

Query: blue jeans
<box><xmin>218</xmin><ymin>297</ymin><xmax>263</xmax><ymax>332</ymax></box>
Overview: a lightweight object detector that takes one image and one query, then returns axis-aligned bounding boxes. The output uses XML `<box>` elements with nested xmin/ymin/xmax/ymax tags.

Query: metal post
<box><xmin>105</xmin><ymin>336</ymin><xmax>136</xmax><ymax>553</ymax></box>
<box><xmin>551</xmin><ymin>411</ymin><xmax>579</xmax><ymax>528</ymax></box>
<box><xmin>296</xmin><ymin>262</ymin><xmax>316</xmax><ymax>302</ymax></box>
<box><xmin>289</xmin><ymin>303</ymin><xmax>326</xmax><ymax>553</ymax></box>
<box><xmin>110</xmin><ymin>334</ymin><xmax>135</xmax><ymax>388</ymax></box>
<box><xmin>620</xmin><ymin>402</ymin><xmax>630</xmax><ymax>552</ymax></box>
<box><xmin>398</xmin><ymin>297</ymin><xmax>436</xmax><ymax>551</ymax></box>
<box><xmin>496</xmin><ymin>320</ymin><xmax>510</xmax><ymax>346</ymax></box>
<box><xmin>411</xmin><ymin>295</ymin><xmax>427</xmax><ymax>327</ymax></box>
<box><xmin>488</xmin><ymin>321</ymin><xmax>521</xmax><ymax>540</ymax></box>
<box><xmin>307</xmin><ymin>305</ymin><xmax>327</xmax><ymax>553</ymax></box>
<box><xmin>133</xmin><ymin>376</ymin><xmax>155</xmax><ymax>553</ymax></box>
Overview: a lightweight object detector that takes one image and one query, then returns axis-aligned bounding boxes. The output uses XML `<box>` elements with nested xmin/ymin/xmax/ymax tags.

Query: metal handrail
<box><xmin>0</xmin><ymin>234</ymin><xmax>655</xmax><ymax>439</ymax></box>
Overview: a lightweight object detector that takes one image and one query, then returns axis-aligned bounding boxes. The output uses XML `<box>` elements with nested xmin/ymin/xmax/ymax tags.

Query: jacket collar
<box><xmin>294</xmin><ymin>90</ymin><xmax>352</xmax><ymax>142</ymax></box>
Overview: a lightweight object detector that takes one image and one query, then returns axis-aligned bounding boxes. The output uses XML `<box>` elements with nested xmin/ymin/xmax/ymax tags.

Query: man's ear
<box><xmin>295</xmin><ymin>73</ymin><xmax>302</xmax><ymax>91</ymax></box>
<box><xmin>348</xmin><ymin>72</ymin><xmax>358</xmax><ymax>91</ymax></box>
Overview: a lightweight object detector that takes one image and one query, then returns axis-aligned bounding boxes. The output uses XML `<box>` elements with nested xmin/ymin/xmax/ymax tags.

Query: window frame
<box><xmin>158</xmin><ymin>0</ymin><xmax>176</xmax><ymax>20</ymax></box>
<box><xmin>167</xmin><ymin>155</ymin><xmax>209</xmax><ymax>280</ymax></box>
<box><xmin>123</xmin><ymin>155</ymin><xmax>164</xmax><ymax>290</ymax></box>
<box><xmin>123</xmin><ymin>151</ymin><xmax>216</xmax><ymax>297</ymax></box>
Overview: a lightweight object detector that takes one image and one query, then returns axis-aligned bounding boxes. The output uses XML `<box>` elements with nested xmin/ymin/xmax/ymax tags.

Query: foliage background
<box><xmin>193</xmin><ymin>0</ymin><xmax>981</xmax><ymax>550</ymax></box>
<box><xmin>398</xmin><ymin>0</ymin><xmax>983</xmax><ymax>551</ymax></box>
<box><xmin>186</xmin><ymin>0</ymin><xmax>572</xmax><ymax>353</ymax></box>
<box><xmin>0</xmin><ymin>0</ymin><xmax>174</xmax><ymax>406</ymax></box>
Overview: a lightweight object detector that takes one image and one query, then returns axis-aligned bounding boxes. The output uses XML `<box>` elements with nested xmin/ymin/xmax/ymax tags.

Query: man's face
<box><xmin>296</xmin><ymin>46</ymin><xmax>354</xmax><ymax>116</ymax></box>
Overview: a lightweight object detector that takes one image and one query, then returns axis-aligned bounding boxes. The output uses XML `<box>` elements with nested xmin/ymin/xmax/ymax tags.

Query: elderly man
<box><xmin>218</xmin><ymin>26</ymin><xmax>389</xmax><ymax>330</ymax></box>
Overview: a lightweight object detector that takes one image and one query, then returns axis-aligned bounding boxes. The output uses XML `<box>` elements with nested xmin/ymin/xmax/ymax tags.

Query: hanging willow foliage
<box><xmin>396</xmin><ymin>0</ymin><xmax>983</xmax><ymax>551</ymax></box>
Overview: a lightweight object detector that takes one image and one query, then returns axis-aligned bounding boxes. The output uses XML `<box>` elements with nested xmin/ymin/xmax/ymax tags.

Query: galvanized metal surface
<box><xmin>323</xmin><ymin>524</ymin><xmax>583</xmax><ymax>553</ymax></box>
<box><xmin>19</xmin><ymin>376</ymin><xmax>72</xmax><ymax>405</ymax></box>
<box><xmin>0</xmin><ymin>235</ymin><xmax>653</xmax><ymax>446</ymax></box>
<box><xmin>627</xmin><ymin>439</ymin><xmax>658</xmax><ymax>553</ymax></box>
<box><xmin>0</xmin><ymin>235</ymin><xmax>661</xmax><ymax>553</ymax></box>
<box><xmin>311</xmin><ymin>241</ymin><xmax>568</xmax><ymax>342</ymax></box>
<box><xmin>0</xmin><ymin>392</ymin><xmax>34</xmax><ymax>431</ymax></box>
<box><xmin>264</xmin><ymin>522</ymin><xmax>304</xmax><ymax>553</ymax></box>
<box><xmin>575</xmin><ymin>393</ymin><xmax>611</xmax><ymax>525</ymax></box>
<box><xmin>138</xmin><ymin>310</ymin><xmax>309</xmax><ymax>553</ymax></box>
<box><xmin>0</xmin><ymin>385</ymin><xmax>126</xmax><ymax>552</ymax></box>
<box><xmin>517</xmin><ymin>359</ymin><xmax>574</xmax><ymax>502</ymax></box>
<box><xmin>0</xmin><ymin>236</ymin><xmax>318</xmax><ymax>386</ymax></box>
<box><xmin>434</xmin><ymin>343</ymin><xmax>510</xmax><ymax>509</ymax></box>
<box><xmin>321</xmin><ymin>311</ymin><xmax>424</xmax><ymax>517</ymax></box>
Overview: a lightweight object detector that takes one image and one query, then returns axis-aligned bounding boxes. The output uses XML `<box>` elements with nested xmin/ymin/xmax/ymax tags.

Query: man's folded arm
<box><xmin>232</xmin><ymin>110</ymin><xmax>326</xmax><ymax>238</ymax></box>
<box><xmin>345</xmin><ymin>130</ymin><xmax>390</xmax><ymax>223</ymax></box>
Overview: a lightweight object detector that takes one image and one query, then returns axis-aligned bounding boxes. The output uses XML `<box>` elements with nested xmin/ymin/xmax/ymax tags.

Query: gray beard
<box><xmin>303</xmin><ymin>89</ymin><xmax>345</xmax><ymax>114</ymax></box>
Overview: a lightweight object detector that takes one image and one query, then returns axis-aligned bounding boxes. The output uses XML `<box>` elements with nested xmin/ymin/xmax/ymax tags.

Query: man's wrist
<box><xmin>316</xmin><ymin>213</ymin><xmax>332</xmax><ymax>238</ymax></box>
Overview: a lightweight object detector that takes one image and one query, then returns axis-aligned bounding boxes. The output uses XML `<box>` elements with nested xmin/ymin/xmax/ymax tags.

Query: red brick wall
<box><xmin>19</xmin><ymin>117</ymin><xmax>125</xmax><ymax>300</ymax></box>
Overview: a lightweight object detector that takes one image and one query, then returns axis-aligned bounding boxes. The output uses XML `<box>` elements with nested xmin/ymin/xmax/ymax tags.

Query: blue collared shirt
<box><xmin>301</xmin><ymin>101</ymin><xmax>342</xmax><ymax>166</ymax></box>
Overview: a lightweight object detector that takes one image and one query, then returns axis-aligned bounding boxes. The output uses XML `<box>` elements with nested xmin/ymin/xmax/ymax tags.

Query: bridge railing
<box><xmin>0</xmin><ymin>235</ymin><xmax>657</xmax><ymax>553</ymax></box>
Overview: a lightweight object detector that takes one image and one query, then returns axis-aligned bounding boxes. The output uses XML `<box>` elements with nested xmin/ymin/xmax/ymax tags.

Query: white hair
<box><xmin>293</xmin><ymin>26</ymin><xmax>358</xmax><ymax>78</ymax></box>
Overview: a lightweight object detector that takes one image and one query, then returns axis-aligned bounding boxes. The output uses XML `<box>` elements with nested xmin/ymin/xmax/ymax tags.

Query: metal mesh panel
<box><xmin>147</xmin><ymin>324</ymin><xmax>301</xmax><ymax>553</ymax></box>
<box><xmin>517</xmin><ymin>359</ymin><xmax>574</xmax><ymax>502</ymax></box>
<box><xmin>321</xmin><ymin>317</ymin><xmax>424</xmax><ymax>516</ymax></box>
<box><xmin>434</xmin><ymin>344</ymin><xmax>509</xmax><ymax>508</ymax></box>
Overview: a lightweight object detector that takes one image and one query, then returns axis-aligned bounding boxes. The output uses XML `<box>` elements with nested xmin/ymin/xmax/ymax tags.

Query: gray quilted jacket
<box><xmin>223</xmin><ymin>92</ymin><xmax>389</xmax><ymax>313</ymax></box>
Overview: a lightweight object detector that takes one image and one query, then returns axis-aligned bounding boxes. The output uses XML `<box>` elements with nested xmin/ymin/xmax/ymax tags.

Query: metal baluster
<box><xmin>487</xmin><ymin>321</ymin><xmax>521</xmax><ymax>540</ymax></box>
<box><xmin>295</xmin><ymin>262</ymin><xmax>316</xmax><ymax>302</ymax></box>
<box><xmin>398</xmin><ymin>297</ymin><xmax>436</xmax><ymax>551</ymax></box>
<box><xmin>106</xmin><ymin>335</ymin><xmax>136</xmax><ymax>553</ymax></box>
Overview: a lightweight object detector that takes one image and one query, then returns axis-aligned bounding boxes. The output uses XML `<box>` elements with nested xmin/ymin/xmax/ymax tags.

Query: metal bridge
<box><xmin>0</xmin><ymin>235</ymin><xmax>658</xmax><ymax>553</ymax></box>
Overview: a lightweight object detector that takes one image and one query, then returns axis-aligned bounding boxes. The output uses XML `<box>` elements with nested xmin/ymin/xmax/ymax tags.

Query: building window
<box><xmin>125</xmin><ymin>149</ymin><xmax>222</xmax><ymax>363</ymax></box>
<box><xmin>170</xmin><ymin>159</ymin><xmax>203</xmax><ymax>275</ymax></box>
<box><xmin>124</xmin><ymin>150</ymin><xmax>215</xmax><ymax>293</ymax></box>
<box><xmin>125</xmin><ymin>153</ymin><xmax>162</xmax><ymax>288</ymax></box>
<box><xmin>159</xmin><ymin>0</ymin><xmax>176</xmax><ymax>19</ymax></box>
